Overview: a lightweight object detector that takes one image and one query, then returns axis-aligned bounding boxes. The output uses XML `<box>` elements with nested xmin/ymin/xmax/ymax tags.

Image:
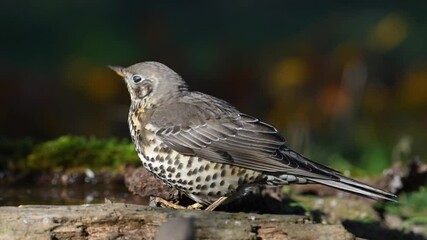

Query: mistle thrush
<box><xmin>110</xmin><ymin>61</ymin><xmax>396</xmax><ymax>210</ymax></box>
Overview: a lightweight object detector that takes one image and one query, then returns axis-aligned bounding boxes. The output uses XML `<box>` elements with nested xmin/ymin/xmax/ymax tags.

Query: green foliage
<box><xmin>325</xmin><ymin>151</ymin><xmax>391</xmax><ymax>177</ymax></box>
<box><xmin>323</xmin><ymin>154</ymin><xmax>364</xmax><ymax>176</ymax></box>
<box><xmin>23</xmin><ymin>136</ymin><xmax>138</xmax><ymax>170</ymax></box>
<box><xmin>358</xmin><ymin>141</ymin><xmax>391</xmax><ymax>175</ymax></box>
<box><xmin>381</xmin><ymin>187</ymin><xmax>427</xmax><ymax>235</ymax></box>
<box><xmin>384</xmin><ymin>187</ymin><xmax>427</xmax><ymax>219</ymax></box>
<box><xmin>308</xmin><ymin>125</ymin><xmax>398</xmax><ymax>178</ymax></box>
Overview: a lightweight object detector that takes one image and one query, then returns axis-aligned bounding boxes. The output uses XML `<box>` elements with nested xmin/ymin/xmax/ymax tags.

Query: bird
<box><xmin>110</xmin><ymin>61</ymin><xmax>397</xmax><ymax>210</ymax></box>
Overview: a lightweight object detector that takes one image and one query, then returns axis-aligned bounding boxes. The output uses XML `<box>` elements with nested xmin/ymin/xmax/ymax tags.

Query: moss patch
<box><xmin>1</xmin><ymin>136</ymin><xmax>139</xmax><ymax>171</ymax></box>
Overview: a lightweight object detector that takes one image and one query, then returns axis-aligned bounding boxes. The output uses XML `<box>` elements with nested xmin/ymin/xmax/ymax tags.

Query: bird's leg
<box><xmin>154</xmin><ymin>197</ymin><xmax>185</xmax><ymax>209</ymax></box>
<box><xmin>205</xmin><ymin>196</ymin><xmax>228</xmax><ymax>211</ymax></box>
<box><xmin>187</xmin><ymin>203</ymin><xmax>204</xmax><ymax>210</ymax></box>
<box><xmin>155</xmin><ymin>197</ymin><xmax>204</xmax><ymax>210</ymax></box>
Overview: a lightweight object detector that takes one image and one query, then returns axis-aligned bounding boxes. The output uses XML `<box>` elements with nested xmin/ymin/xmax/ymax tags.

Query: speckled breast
<box><xmin>130</xmin><ymin>120</ymin><xmax>263</xmax><ymax>204</ymax></box>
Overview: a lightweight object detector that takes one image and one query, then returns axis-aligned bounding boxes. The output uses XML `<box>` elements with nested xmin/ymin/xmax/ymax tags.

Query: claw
<box><xmin>155</xmin><ymin>197</ymin><xmax>185</xmax><ymax>209</ymax></box>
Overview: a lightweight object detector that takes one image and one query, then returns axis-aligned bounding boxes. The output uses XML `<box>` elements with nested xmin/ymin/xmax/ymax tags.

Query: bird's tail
<box><xmin>277</xmin><ymin>149</ymin><xmax>397</xmax><ymax>202</ymax></box>
<box><xmin>308</xmin><ymin>176</ymin><xmax>397</xmax><ymax>202</ymax></box>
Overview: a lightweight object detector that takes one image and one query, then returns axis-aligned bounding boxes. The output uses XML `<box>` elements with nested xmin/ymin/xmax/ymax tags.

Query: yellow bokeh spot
<box><xmin>368</xmin><ymin>13</ymin><xmax>408</xmax><ymax>52</ymax></box>
<box><xmin>271</xmin><ymin>58</ymin><xmax>308</xmax><ymax>92</ymax></box>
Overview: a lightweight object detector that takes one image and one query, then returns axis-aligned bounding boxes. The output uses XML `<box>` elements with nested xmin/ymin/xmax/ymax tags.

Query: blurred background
<box><xmin>1</xmin><ymin>1</ymin><xmax>426</xmax><ymax>172</ymax></box>
<box><xmin>2</xmin><ymin>2</ymin><xmax>427</xmax><ymax>237</ymax></box>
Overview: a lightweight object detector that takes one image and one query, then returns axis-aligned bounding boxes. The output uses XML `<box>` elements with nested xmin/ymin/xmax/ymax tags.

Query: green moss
<box><xmin>22</xmin><ymin>136</ymin><xmax>139</xmax><ymax>170</ymax></box>
<box><xmin>289</xmin><ymin>200</ymin><xmax>311</xmax><ymax>213</ymax></box>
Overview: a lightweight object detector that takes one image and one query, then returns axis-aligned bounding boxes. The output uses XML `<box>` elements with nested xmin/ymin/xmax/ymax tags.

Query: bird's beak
<box><xmin>108</xmin><ymin>65</ymin><xmax>125</xmax><ymax>77</ymax></box>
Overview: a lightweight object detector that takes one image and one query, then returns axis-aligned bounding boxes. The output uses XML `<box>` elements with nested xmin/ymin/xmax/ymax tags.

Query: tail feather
<box><xmin>309</xmin><ymin>177</ymin><xmax>397</xmax><ymax>202</ymax></box>
<box><xmin>280</xmin><ymin>148</ymin><xmax>397</xmax><ymax>202</ymax></box>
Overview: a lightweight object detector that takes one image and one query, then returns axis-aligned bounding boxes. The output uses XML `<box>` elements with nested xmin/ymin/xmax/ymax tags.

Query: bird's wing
<box><xmin>150</xmin><ymin>92</ymin><xmax>338</xmax><ymax>180</ymax></box>
<box><xmin>149</xmin><ymin>92</ymin><xmax>397</xmax><ymax>201</ymax></box>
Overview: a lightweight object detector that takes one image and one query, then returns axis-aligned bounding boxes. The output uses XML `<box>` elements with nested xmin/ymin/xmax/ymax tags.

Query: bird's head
<box><xmin>109</xmin><ymin>61</ymin><xmax>188</xmax><ymax>107</ymax></box>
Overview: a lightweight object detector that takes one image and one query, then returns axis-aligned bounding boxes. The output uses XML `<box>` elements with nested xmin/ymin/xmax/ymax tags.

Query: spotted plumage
<box><xmin>110</xmin><ymin>61</ymin><xmax>396</xmax><ymax>208</ymax></box>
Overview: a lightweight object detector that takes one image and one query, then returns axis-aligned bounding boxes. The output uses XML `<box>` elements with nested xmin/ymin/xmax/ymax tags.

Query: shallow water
<box><xmin>0</xmin><ymin>183</ymin><xmax>149</xmax><ymax>206</ymax></box>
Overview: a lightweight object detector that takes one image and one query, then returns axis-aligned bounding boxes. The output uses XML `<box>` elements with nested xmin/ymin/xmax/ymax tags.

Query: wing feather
<box><xmin>151</xmin><ymin>93</ymin><xmax>341</xmax><ymax>179</ymax></box>
<box><xmin>145</xmin><ymin>90</ymin><xmax>396</xmax><ymax>201</ymax></box>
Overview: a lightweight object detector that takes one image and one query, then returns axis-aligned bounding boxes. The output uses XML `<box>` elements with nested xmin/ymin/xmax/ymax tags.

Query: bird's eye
<box><xmin>132</xmin><ymin>75</ymin><xmax>143</xmax><ymax>83</ymax></box>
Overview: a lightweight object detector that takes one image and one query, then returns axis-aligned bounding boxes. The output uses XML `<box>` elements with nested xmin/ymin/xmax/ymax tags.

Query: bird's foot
<box><xmin>154</xmin><ymin>196</ymin><xmax>228</xmax><ymax>211</ymax></box>
<box><xmin>154</xmin><ymin>197</ymin><xmax>204</xmax><ymax>210</ymax></box>
<box><xmin>187</xmin><ymin>202</ymin><xmax>204</xmax><ymax>210</ymax></box>
<box><xmin>154</xmin><ymin>197</ymin><xmax>186</xmax><ymax>209</ymax></box>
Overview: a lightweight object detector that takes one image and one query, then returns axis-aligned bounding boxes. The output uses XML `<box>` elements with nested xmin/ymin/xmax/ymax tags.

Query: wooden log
<box><xmin>0</xmin><ymin>203</ymin><xmax>354</xmax><ymax>240</ymax></box>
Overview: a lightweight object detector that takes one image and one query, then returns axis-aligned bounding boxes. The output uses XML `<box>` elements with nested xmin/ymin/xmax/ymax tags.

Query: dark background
<box><xmin>1</xmin><ymin>1</ymin><xmax>426</xmax><ymax>172</ymax></box>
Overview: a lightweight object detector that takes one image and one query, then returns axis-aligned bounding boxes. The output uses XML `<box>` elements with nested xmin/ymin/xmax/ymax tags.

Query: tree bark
<box><xmin>0</xmin><ymin>203</ymin><xmax>354</xmax><ymax>240</ymax></box>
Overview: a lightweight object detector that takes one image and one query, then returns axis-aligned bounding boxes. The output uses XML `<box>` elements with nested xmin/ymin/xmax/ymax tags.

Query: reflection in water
<box><xmin>0</xmin><ymin>184</ymin><xmax>149</xmax><ymax>206</ymax></box>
